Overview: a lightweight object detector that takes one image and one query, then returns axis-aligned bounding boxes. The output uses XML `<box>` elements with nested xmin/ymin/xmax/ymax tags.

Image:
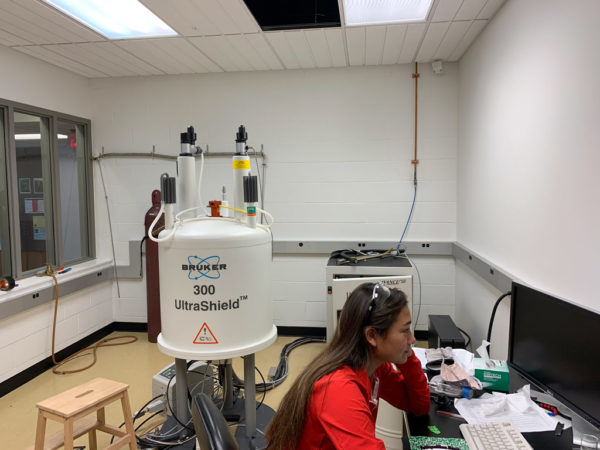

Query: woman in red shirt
<box><xmin>266</xmin><ymin>282</ymin><xmax>430</xmax><ymax>449</ymax></box>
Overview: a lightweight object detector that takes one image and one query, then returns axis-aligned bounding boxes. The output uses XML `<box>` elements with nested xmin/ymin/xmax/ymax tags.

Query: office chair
<box><xmin>192</xmin><ymin>392</ymin><xmax>240</xmax><ymax>450</ymax></box>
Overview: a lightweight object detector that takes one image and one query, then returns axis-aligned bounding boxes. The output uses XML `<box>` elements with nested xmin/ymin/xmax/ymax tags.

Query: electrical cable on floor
<box><xmin>43</xmin><ymin>266</ymin><xmax>137</xmax><ymax>375</ymax></box>
<box><xmin>233</xmin><ymin>336</ymin><xmax>326</xmax><ymax>392</ymax></box>
<box><xmin>255</xmin><ymin>366</ymin><xmax>267</xmax><ymax>410</ymax></box>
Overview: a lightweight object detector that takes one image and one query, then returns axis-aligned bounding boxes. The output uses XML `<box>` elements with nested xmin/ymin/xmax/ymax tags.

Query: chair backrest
<box><xmin>192</xmin><ymin>392</ymin><xmax>240</xmax><ymax>450</ymax></box>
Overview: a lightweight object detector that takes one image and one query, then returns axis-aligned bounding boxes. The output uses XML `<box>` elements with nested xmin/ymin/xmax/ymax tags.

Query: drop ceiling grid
<box><xmin>449</xmin><ymin>19</ymin><xmax>487</xmax><ymax>61</ymax></box>
<box><xmin>346</xmin><ymin>27</ymin><xmax>366</xmax><ymax>66</ymax></box>
<box><xmin>305</xmin><ymin>29</ymin><xmax>334</xmax><ymax>68</ymax></box>
<box><xmin>14</xmin><ymin>45</ymin><xmax>107</xmax><ymax>78</ymax></box>
<box><xmin>365</xmin><ymin>26</ymin><xmax>386</xmax><ymax>66</ymax></box>
<box><xmin>416</xmin><ymin>22</ymin><xmax>451</xmax><ymax>62</ymax></box>
<box><xmin>284</xmin><ymin>31</ymin><xmax>317</xmax><ymax>69</ymax></box>
<box><xmin>264</xmin><ymin>33</ymin><xmax>302</xmax><ymax>70</ymax></box>
<box><xmin>381</xmin><ymin>25</ymin><xmax>407</xmax><ymax>65</ymax></box>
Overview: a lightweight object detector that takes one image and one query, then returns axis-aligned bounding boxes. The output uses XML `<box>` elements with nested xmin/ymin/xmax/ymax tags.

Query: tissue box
<box><xmin>473</xmin><ymin>358</ymin><xmax>509</xmax><ymax>392</ymax></box>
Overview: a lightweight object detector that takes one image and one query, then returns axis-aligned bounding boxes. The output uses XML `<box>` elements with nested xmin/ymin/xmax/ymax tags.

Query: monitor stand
<box><xmin>530</xmin><ymin>388</ymin><xmax>600</xmax><ymax>448</ymax></box>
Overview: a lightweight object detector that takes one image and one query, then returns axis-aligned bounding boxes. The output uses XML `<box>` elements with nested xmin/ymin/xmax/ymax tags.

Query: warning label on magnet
<box><xmin>193</xmin><ymin>322</ymin><xmax>218</xmax><ymax>344</ymax></box>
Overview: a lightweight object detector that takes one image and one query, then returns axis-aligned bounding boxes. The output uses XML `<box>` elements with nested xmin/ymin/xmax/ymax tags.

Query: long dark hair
<box><xmin>265</xmin><ymin>282</ymin><xmax>408</xmax><ymax>450</ymax></box>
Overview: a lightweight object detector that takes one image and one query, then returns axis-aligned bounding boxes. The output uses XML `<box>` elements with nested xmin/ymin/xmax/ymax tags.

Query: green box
<box><xmin>473</xmin><ymin>358</ymin><xmax>510</xmax><ymax>392</ymax></box>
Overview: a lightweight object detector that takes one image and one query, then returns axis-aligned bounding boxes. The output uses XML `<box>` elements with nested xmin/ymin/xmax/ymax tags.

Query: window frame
<box><xmin>2</xmin><ymin>97</ymin><xmax>95</xmax><ymax>277</ymax></box>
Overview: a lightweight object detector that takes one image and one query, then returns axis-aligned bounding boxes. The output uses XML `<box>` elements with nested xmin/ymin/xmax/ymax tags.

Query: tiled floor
<box><xmin>0</xmin><ymin>331</ymin><xmax>327</xmax><ymax>449</ymax></box>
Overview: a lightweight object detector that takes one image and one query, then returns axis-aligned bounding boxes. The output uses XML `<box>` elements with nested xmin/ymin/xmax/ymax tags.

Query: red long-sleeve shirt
<box><xmin>296</xmin><ymin>353</ymin><xmax>430</xmax><ymax>449</ymax></box>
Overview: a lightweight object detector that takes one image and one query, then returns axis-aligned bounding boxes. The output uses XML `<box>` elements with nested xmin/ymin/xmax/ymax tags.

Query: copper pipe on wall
<box><xmin>412</xmin><ymin>62</ymin><xmax>420</xmax><ymax>186</ymax></box>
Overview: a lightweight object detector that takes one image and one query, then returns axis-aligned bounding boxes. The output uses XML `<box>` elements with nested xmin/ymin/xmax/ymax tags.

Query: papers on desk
<box><xmin>454</xmin><ymin>385</ymin><xmax>558</xmax><ymax>432</ymax></box>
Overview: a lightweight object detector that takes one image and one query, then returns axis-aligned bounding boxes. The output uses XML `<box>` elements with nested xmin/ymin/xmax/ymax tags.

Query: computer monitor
<box><xmin>508</xmin><ymin>282</ymin><xmax>600</xmax><ymax>431</ymax></box>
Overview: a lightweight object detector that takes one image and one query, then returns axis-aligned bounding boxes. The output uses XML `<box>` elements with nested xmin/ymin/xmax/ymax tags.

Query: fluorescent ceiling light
<box><xmin>42</xmin><ymin>0</ymin><xmax>177</xmax><ymax>39</ymax></box>
<box><xmin>343</xmin><ymin>0</ymin><xmax>433</xmax><ymax>26</ymax></box>
<box><xmin>15</xmin><ymin>134</ymin><xmax>68</xmax><ymax>140</ymax></box>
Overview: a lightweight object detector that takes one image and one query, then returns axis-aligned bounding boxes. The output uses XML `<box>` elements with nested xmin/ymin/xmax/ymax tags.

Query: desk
<box><xmin>405</xmin><ymin>370</ymin><xmax>573</xmax><ymax>449</ymax></box>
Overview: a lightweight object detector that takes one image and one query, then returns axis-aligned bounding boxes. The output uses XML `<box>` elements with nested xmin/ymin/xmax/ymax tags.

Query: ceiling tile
<box><xmin>324</xmin><ymin>28</ymin><xmax>346</xmax><ymax>67</ymax></box>
<box><xmin>189</xmin><ymin>35</ymin><xmax>253</xmax><ymax>71</ymax></box>
<box><xmin>216</xmin><ymin>0</ymin><xmax>261</xmax><ymax>34</ymax></box>
<box><xmin>433</xmin><ymin>21</ymin><xmax>471</xmax><ymax>60</ymax></box>
<box><xmin>346</xmin><ymin>27</ymin><xmax>365</xmax><ymax>66</ymax></box>
<box><xmin>382</xmin><ymin>25</ymin><xmax>407</xmax><ymax>65</ymax></box>
<box><xmin>115</xmin><ymin>39</ymin><xmax>197</xmax><ymax>75</ymax></box>
<box><xmin>43</xmin><ymin>44</ymin><xmax>134</xmax><ymax>77</ymax></box>
<box><xmin>142</xmin><ymin>0</ymin><xmax>221</xmax><ymax>36</ymax></box>
<box><xmin>243</xmin><ymin>33</ymin><xmax>284</xmax><ymax>70</ymax></box>
<box><xmin>77</xmin><ymin>42</ymin><xmax>164</xmax><ymax>76</ymax></box>
<box><xmin>227</xmin><ymin>34</ymin><xmax>271</xmax><ymax>71</ymax></box>
<box><xmin>365</xmin><ymin>26</ymin><xmax>386</xmax><ymax>66</ymax></box>
<box><xmin>14</xmin><ymin>45</ymin><xmax>108</xmax><ymax>77</ymax></box>
<box><xmin>9</xmin><ymin>0</ymin><xmax>104</xmax><ymax>42</ymax></box>
<box><xmin>0</xmin><ymin>28</ymin><xmax>32</xmax><ymax>46</ymax></box>
<box><xmin>431</xmin><ymin>0</ymin><xmax>463</xmax><ymax>22</ymax></box>
<box><xmin>284</xmin><ymin>31</ymin><xmax>316</xmax><ymax>69</ymax></box>
<box><xmin>479</xmin><ymin>0</ymin><xmax>506</xmax><ymax>19</ymax></box>
<box><xmin>305</xmin><ymin>29</ymin><xmax>333</xmax><ymax>68</ymax></box>
<box><xmin>455</xmin><ymin>0</ymin><xmax>487</xmax><ymax>21</ymax></box>
<box><xmin>417</xmin><ymin>22</ymin><xmax>451</xmax><ymax>62</ymax></box>
<box><xmin>398</xmin><ymin>23</ymin><xmax>427</xmax><ymax>64</ymax></box>
<box><xmin>449</xmin><ymin>19</ymin><xmax>488</xmax><ymax>60</ymax></box>
<box><xmin>264</xmin><ymin>32</ymin><xmax>301</xmax><ymax>70</ymax></box>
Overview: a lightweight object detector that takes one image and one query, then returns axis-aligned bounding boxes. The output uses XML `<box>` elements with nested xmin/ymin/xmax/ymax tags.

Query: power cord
<box><xmin>486</xmin><ymin>291</ymin><xmax>511</xmax><ymax>355</ymax></box>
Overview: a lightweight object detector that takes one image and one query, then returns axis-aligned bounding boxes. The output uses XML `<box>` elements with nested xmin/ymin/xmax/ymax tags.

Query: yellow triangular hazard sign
<box><xmin>193</xmin><ymin>322</ymin><xmax>218</xmax><ymax>344</ymax></box>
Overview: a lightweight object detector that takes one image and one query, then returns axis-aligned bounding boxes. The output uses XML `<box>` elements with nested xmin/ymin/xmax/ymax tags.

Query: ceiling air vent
<box><xmin>243</xmin><ymin>0</ymin><xmax>341</xmax><ymax>31</ymax></box>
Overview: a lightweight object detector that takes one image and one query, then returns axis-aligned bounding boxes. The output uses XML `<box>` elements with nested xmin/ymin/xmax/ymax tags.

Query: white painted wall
<box><xmin>0</xmin><ymin>45</ymin><xmax>89</xmax><ymax>118</ymax></box>
<box><xmin>0</xmin><ymin>46</ymin><xmax>114</xmax><ymax>384</ymax></box>
<box><xmin>89</xmin><ymin>64</ymin><xmax>459</xmax><ymax>327</ymax></box>
<box><xmin>456</xmin><ymin>0</ymin><xmax>600</xmax><ymax>358</ymax></box>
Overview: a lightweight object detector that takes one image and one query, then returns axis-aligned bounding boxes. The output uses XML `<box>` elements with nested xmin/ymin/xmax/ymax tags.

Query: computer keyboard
<box><xmin>459</xmin><ymin>421</ymin><xmax>533</xmax><ymax>450</ymax></box>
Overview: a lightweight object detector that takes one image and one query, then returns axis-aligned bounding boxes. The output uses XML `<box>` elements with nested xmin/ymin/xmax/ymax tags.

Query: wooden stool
<box><xmin>33</xmin><ymin>377</ymin><xmax>136</xmax><ymax>450</ymax></box>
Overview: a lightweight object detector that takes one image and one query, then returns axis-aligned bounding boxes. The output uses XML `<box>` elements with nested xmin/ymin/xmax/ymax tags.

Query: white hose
<box><xmin>175</xmin><ymin>205</ymin><xmax>208</xmax><ymax>221</ymax></box>
<box><xmin>148</xmin><ymin>203</ymin><xmax>178</xmax><ymax>243</ymax></box>
<box><xmin>195</xmin><ymin>152</ymin><xmax>208</xmax><ymax>217</ymax></box>
<box><xmin>258</xmin><ymin>208</ymin><xmax>274</xmax><ymax>226</ymax></box>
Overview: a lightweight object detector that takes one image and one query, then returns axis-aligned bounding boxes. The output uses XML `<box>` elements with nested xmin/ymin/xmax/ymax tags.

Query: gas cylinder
<box><xmin>144</xmin><ymin>189</ymin><xmax>164</xmax><ymax>343</ymax></box>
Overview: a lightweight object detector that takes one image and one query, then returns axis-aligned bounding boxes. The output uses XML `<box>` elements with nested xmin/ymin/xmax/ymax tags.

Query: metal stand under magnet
<box><xmin>167</xmin><ymin>355</ymin><xmax>273</xmax><ymax>450</ymax></box>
